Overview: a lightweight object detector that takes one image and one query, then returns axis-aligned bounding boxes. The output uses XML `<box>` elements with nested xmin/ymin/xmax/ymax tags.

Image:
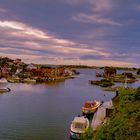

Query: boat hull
<box><xmin>82</xmin><ymin>101</ymin><xmax>101</xmax><ymax>115</ymax></box>
<box><xmin>0</xmin><ymin>88</ymin><xmax>11</xmax><ymax>93</ymax></box>
<box><xmin>70</xmin><ymin>117</ymin><xmax>89</xmax><ymax>139</ymax></box>
<box><xmin>70</xmin><ymin>131</ymin><xmax>81</xmax><ymax>140</ymax></box>
<box><xmin>82</xmin><ymin>108</ymin><xmax>97</xmax><ymax>114</ymax></box>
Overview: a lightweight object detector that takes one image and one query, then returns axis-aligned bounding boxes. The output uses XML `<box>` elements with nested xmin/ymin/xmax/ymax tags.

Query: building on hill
<box><xmin>13</xmin><ymin>58</ymin><xmax>21</xmax><ymax>64</ymax></box>
<box><xmin>15</xmin><ymin>68</ymin><xmax>23</xmax><ymax>75</ymax></box>
<box><xmin>0</xmin><ymin>64</ymin><xmax>9</xmax><ymax>76</ymax></box>
<box><xmin>122</xmin><ymin>72</ymin><xmax>135</xmax><ymax>79</ymax></box>
<box><xmin>26</xmin><ymin>63</ymin><xmax>37</xmax><ymax>70</ymax></box>
<box><xmin>31</xmin><ymin>66</ymin><xmax>65</xmax><ymax>78</ymax></box>
<box><xmin>64</xmin><ymin>68</ymin><xmax>74</xmax><ymax>76</ymax></box>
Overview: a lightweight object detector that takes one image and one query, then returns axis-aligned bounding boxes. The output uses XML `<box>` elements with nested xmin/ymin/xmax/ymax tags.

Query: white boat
<box><xmin>0</xmin><ymin>88</ymin><xmax>11</xmax><ymax>93</ymax></box>
<box><xmin>82</xmin><ymin>100</ymin><xmax>101</xmax><ymax>114</ymax></box>
<box><xmin>0</xmin><ymin>78</ymin><xmax>8</xmax><ymax>84</ymax></box>
<box><xmin>23</xmin><ymin>78</ymin><xmax>36</xmax><ymax>83</ymax></box>
<box><xmin>70</xmin><ymin>116</ymin><xmax>89</xmax><ymax>139</ymax></box>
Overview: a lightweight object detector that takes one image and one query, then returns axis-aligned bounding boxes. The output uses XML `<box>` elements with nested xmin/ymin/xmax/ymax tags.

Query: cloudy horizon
<box><xmin>0</xmin><ymin>0</ymin><xmax>140</xmax><ymax>67</ymax></box>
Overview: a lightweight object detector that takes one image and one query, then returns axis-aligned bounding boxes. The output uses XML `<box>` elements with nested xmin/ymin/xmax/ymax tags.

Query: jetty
<box><xmin>91</xmin><ymin>100</ymin><xmax>113</xmax><ymax>131</ymax></box>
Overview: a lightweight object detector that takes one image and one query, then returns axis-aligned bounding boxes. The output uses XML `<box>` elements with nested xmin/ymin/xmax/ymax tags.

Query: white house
<box><xmin>64</xmin><ymin>68</ymin><xmax>74</xmax><ymax>76</ymax></box>
<box><xmin>26</xmin><ymin>63</ymin><xmax>37</xmax><ymax>70</ymax></box>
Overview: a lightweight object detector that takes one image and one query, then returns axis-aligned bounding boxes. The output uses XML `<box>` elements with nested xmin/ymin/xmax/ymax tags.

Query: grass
<box><xmin>81</xmin><ymin>87</ymin><xmax>140</xmax><ymax>140</ymax></box>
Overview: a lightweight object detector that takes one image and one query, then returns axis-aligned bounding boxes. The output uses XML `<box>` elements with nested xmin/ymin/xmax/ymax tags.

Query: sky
<box><xmin>0</xmin><ymin>0</ymin><xmax>140</xmax><ymax>67</ymax></box>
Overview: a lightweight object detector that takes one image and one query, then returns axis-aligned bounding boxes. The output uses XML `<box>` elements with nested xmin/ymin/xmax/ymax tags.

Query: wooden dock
<box><xmin>91</xmin><ymin>100</ymin><xmax>113</xmax><ymax>131</ymax></box>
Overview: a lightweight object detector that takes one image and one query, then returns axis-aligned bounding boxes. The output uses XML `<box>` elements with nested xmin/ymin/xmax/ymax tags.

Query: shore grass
<box><xmin>81</xmin><ymin>87</ymin><xmax>140</xmax><ymax>140</ymax></box>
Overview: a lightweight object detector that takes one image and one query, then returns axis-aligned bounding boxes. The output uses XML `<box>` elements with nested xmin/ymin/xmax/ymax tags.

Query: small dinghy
<box><xmin>0</xmin><ymin>88</ymin><xmax>11</xmax><ymax>93</ymax></box>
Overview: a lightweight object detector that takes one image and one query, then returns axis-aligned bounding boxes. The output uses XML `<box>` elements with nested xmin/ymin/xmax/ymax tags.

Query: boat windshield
<box><xmin>74</xmin><ymin>123</ymin><xmax>84</xmax><ymax>129</ymax></box>
<box><xmin>84</xmin><ymin>102</ymin><xmax>95</xmax><ymax>108</ymax></box>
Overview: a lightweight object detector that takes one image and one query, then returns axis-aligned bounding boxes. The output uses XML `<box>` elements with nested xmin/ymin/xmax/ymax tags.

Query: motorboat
<box><xmin>23</xmin><ymin>78</ymin><xmax>36</xmax><ymax>83</ymax></box>
<box><xmin>70</xmin><ymin>116</ymin><xmax>89</xmax><ymax>139</ymax></box>
<box><xmin>82</xmin><ymin>100</ymin><xmax>101</xmax><ymax>114</ymax></box>
<box><xmin>0</xmin><ymin>88</ymin><xmax>11</xmax><ymax>93</ymax></box>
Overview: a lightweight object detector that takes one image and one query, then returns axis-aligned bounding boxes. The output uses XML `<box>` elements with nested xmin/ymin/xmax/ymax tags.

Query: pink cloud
<box><xmin>0</xmin><ymin>20</ymin><xmax>111</xmax><ymax>57</ymax></box>
<box><xmin>73</xmin><ymin>13</ymin><xmax>122</xmax><ymax>26</ymax></box>
<box><xmin>90</xmin><ymin>0</ymin><xmax>112</xmax><ymax>12</ymax></box>
<box><xmin>0</xmin><ymin>20</ymin><xmax>135</xmax><ymax>67</ymax></box>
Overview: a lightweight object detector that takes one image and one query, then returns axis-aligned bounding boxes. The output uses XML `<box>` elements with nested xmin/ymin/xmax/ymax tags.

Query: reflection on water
<box><xmin>0</xmin><ymin>69</ymin><xmax>139</xmax><ymax>140</ymax></box>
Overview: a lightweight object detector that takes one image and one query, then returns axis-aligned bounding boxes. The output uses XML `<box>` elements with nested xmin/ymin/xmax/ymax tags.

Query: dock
<box><xmin>91</xmin><ymin>100</ymin><xmax>113</xmax><ymax>131</ymax></box>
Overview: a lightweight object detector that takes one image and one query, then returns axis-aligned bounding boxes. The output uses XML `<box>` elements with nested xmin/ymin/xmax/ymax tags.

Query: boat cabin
<box><xmin>71</xmin><ymin>117</ymin><xmax>88</xmax><ymax>133</ymax></box>
<box><xmin>84</xmin><ymin>101</ymin><xmax>96</xmax><ymax>108</ymax></box>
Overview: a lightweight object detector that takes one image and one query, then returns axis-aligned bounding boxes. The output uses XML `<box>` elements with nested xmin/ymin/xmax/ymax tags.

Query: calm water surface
<box><xmin>0</xmin><ymin>69</ymin><xmax>138</xmax><ymax>140</ymax></box>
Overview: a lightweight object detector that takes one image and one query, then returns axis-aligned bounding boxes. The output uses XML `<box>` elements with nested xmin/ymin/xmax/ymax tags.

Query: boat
<box><xmin>70</xmin><ymin>116</ymin><xmax>89</xmax><ymax>139</ymax></box>
<box><xmin>0</xmin><ymin>88</ymin><xmax>11</xmax><ymax>93</ymax></box>
<box><xmin>23</xmin><ymin>78</ymin><xmax>36</xmax><ymax>83</ymax></box>
<box><xmin>0</xmin><ymin>78</ymin><xmax>8</xmax><ymax>84</ymax></box>
<box><xmin>82</xmin><ymin>100</ymin><xmax>101</xmax><ymax>114</ymax></box>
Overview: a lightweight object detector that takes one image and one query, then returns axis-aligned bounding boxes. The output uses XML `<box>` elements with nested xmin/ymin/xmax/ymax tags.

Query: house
<box><xmin>13</xmin><ymin>58</ymin><xmax>22</xmax><ymax>64</ymax></box>
<box><xmin>64</xmin><ymin>68</ymin><xmax>74</xmax><ymax>76</ymax></box>
<box><xmin>26</xmin><ymin>63</ymin><xmax>37</xmax><ymax>70</ymax></box>
<box><xmin>15</xmin><ymin>68</ymin><xmax>23</xmax><ymax>75</ymax></box>
<box><xmin>31</xmin><ymin>66</ymin><xmax>65</xmax><ymax>78</ymax></box>
<box><xmin>40</xmin><ymin>65</ymin><xmax>65</xmax><ymax>77</ymax></box>
<box><xmin>122</xmin><ymin>72</ymin><xmax>135</xmax><ymax>79</ymax></box>
<box><xmin>0</xmin><ymin>64</ymin><xmax>9</xmax><ymax>76</ymax></box>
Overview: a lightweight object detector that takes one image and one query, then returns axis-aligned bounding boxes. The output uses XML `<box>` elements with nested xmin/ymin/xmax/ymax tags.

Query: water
<box><xmin>0</xmin><ymin>69</ymin><xmax>138</xmax><ymax>140</ymax></box>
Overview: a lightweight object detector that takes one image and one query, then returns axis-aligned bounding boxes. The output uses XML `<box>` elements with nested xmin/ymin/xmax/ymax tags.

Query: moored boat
<box><xmin>82</xmin><ymin>100</ymin><xmax>101</xmax><ymax>114</ymax></box>
<box><xmin>70</xmin><ymin>116</ymin><xmax>89</xmax><ymax>139</ymax></box>
<box><xmin>0</xmin><ymin>88</ymin><xmax>11</xmax><ymax>93</ymax></box>
<box><xmin>23</xmin><ymin>78</ymin><xmax>36</xmax><ymax>83</ymax></box>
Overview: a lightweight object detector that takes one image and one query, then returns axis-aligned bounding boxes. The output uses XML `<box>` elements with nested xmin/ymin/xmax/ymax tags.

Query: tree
<box><xmin>137</xmin><ymin>69</ymin><xmax>140</xmax><ymax>75</ymax></box>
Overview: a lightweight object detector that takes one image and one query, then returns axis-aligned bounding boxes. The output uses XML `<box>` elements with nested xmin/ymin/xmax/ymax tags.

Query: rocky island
<box><xmin>0</xmin><ymin>57</ymin><xmax>78</xmax><ymax>84</ymax></box>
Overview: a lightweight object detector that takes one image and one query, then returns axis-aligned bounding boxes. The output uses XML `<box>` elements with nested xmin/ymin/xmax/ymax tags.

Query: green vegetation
<box><xmin>98</xmin><ymin>72</ymin><xmax>137</xmax><ymax>83</ymax></box>
<box><xmin>94</xmin><ymin>87</ymin><xmax>140</xmax><ymax>140</ymax></box>
<box><xmin>90</xmin><ymin>79</ymin><xmax>115</xmax><ymax>87</ymax></box>
<box><xmin>105</xmin><ymin>86</ymin><xmax>136</xmax><ymax>92</ymax></box>
<box><xmin>108</xmin><ymin>74</ymin><xmax>137</xmax><ymax>83</ymax></box>
<box><xmin>59</xmin><ymin>64</ymin><xmax>97</xmax><ymax>69</ymax></box>
<box><xmin>82</xmin><ymin>87</ymin><xmax>140</xmax><ymax>140</ymax></box>
<box><xmin>137</xmin><ymin>69</ymin><xmax>140</xmax><ymax>75</ymax></box>
<box><xmin>80</xmin><ymin>127</ymin><xmax>94</xmax><ymax>140</ymax></box>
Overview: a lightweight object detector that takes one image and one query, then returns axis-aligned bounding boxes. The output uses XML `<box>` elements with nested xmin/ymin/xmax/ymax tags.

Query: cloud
<box><xmin>0</xmin><ymin>20</ymin><xmax>111</xmax><ymax>61</ymax></box>
<box><xmin>61</xmin><ymin>0</ymin><xmax>113</xmax><ymax>13</ymax></box>
<box><xmin>138</xmin><ymin>5</ymin><xmax>140</xmax><ymax>11</ymax></box>
<box><xmin>72</xmin><ymin>13</ymin><xmax>122</xmax><ymax>26</ymax></box>
<box><xmin>0</xmin><ymin>21</ymin><xmax>51</xmax><ymax>39</ymax></box>
<box><xmin>0</xmin><ymin>0</ymin><xmax>139</xmax><ymax>67</ymax></box>
<box><xmin>60</xmin><ymin>0</ymin><xmax>85</xmax><ymax>5</ymax></box>
<box><xmin>0</xmin><ymin>8</ymin><xmax>8</xmax><ymax>13</ymax></box>
<box><xmin>90</xmin><ymin>0</ymin><xmax>112</xmax><ymax>12</ymax></box>
<box><xmin>0</xmin><ymin>19</ymin><xmax>137</xmax><ymax>66</ymax></box>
